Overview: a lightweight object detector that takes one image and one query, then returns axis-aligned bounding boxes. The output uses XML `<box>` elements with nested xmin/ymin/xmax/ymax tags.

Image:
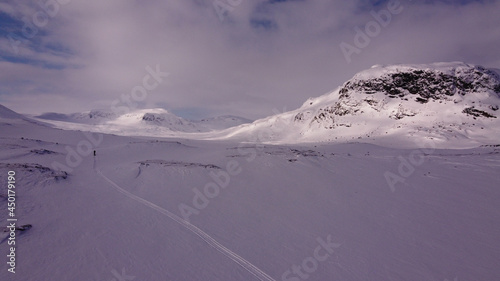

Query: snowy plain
<box><xmin>0</xmin><ymin>103</ymin><xmax>499</xmax><ymax>281</ymax></box>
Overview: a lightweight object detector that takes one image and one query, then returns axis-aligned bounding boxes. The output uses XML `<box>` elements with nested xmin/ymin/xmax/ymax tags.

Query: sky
<box><xmin>0</xmin><ymin>0</ymin><xmax>499</xmax><ymax>120</ymax></box>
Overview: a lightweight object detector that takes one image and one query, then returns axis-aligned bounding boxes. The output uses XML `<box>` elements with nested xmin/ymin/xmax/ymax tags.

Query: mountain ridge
<box><xmin>35</xmin><ymin>108</ymin><xmax>252</xmax><ymax>134</ymax></box>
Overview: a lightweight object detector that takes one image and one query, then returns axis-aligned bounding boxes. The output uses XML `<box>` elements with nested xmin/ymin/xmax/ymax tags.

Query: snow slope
<box><xmin>196</xmin><ymin>115</ymin><xmax>253</xmax><ymax>131</ymax></box>
<box><xmin>0</xmin><ymin>104</ymin><xmax>499</xmax><ymax>281</ymax></box>
<box><xmin>216</xmin><ymin>62</ymin><xmax>500</xmax><ymax>148</ymax></box>
<box><xmin>0</xmin><ymin>104</ymin><xmax>27</xmax><ymax>120</ymax></box>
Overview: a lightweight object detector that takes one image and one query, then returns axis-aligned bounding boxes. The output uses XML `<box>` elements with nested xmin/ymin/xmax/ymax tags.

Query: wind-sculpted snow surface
<box><xmin>95</xmin><ymin>169</ymin><xmax>276</xmax><ymax>281</ymax></box>
<box><xmin>0</xmin><ymin>163</ymin><xmax>67</xmax><ymax>189</ymax></box>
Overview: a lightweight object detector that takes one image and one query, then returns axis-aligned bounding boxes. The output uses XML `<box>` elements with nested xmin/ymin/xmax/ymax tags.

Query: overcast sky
<box><xmin>0</xmin><ymin>0</ymin><xmax>499</xmax><ymax>119</ymax></box>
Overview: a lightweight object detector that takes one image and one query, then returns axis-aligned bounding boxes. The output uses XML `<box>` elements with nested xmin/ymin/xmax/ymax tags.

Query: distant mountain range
<box><xmin>35</xmin><ymin>108</ymin><xmax>252</xmax><ymax>135</ymax></box>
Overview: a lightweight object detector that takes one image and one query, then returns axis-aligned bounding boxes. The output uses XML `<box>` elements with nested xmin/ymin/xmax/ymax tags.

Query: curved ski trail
<box><xmin>95</xmin><ymin>169</ymin><xmax>275</xmax><ymax>281</ymax></box>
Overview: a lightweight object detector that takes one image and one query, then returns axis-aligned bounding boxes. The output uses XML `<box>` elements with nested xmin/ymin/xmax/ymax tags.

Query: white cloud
<box><xmin>1</xmin><ymin>0</ymin><xmax>499</xmax><ymax>118</ymax></box>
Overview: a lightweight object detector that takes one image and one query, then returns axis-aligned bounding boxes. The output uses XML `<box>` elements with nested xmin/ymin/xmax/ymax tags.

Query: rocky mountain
<box><xmin>220</xmin><ymin>62</ymin><xmax>500</xmax><ymax>148</ymax></box>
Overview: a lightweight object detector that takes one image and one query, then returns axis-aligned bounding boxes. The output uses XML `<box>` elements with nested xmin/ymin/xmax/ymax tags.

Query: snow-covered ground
<box><xmin>1</xmin><ymin>102</ymin><xmax>499</xmax><ymax>281</ymax></box>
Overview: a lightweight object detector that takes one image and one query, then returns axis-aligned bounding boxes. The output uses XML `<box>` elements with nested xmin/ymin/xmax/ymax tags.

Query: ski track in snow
<box><xmin>95</xmin><ymin>168</ymin><xmax>276</xmax><ymax>281</ymax></box>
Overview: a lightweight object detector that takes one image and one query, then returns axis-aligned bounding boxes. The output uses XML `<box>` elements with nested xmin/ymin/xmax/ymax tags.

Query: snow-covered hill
<box><xmin>36</xmin><ymin>108</ymin><xmax>251</xmax><ymax>135</ymax></box>
<box><xmin>219</xmin><ymin>62</ymin><xmax>500</xmax><ymax>148</ymax></box>
<box><xmin>0</xmin><ymin>104</ymin><xmax>26</xmax><ymax>120</ymax></box>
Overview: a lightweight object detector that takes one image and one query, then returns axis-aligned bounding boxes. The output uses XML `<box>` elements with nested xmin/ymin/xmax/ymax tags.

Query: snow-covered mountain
<box><xmin>219</xmin><ymin>62</ymin><xmax>500</xmax><ymax>148</ymax></box>
<box><xmin>106</xmin><ymin>108</ymin><xmax>202</xmax><ymax>133</ymax></box>
<box><xmin>196</xmin><ymin>115</ymin><xmax>253</xmax><ymax>131</ymax></box>
<box><xmin>36</xmin><ymin>108</ymin><xmax>251</xmax><ymax>134</ymax></box>
<box><xmin>36</xmin><ymin>110</ymin><xmax>118</xmax><ymax>124</ymax></box>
